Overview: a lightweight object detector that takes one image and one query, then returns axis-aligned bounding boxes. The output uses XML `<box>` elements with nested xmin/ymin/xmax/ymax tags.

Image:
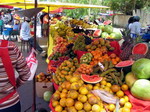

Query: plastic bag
<box><xmin>26</xmin><ymin>48</ymin><xmax>38</xmax><ymax>81</ymax></box>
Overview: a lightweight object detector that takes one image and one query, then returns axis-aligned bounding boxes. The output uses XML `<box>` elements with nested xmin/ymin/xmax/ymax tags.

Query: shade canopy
<box><xmin>0</xmin><ymin>5</ymin><xmax>13</xmax><ymax>9</ymax></box>
<box><xmin>0</xmin><ymin>2</ymin><xmax>110</xmax><ymax>10</ymax></box>
<box><xmin>15</xmin><ymin>8</ymin><xmax>44</xmax><ymax>18</ymax></box>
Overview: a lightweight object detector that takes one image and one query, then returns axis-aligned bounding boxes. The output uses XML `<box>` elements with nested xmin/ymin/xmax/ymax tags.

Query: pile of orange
<box><xmin>109</xmin><ymin>53</ymin><xmax>121</xmax><ymax>65</ymax></box>
<box><xmin>53</xmin><ymin>58</ymin><xmax>79</xmax><ymax>85</ymax></box>
<box><xmin>76</xmin><ymin>64</ymin><xmax>93</xmax><ymax>74</ymax></box>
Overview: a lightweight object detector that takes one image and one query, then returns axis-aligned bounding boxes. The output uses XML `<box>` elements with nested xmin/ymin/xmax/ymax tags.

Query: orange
<box><xmin>66</xmin><ymin>98</ymin><xmax>74</xmax><ymax>107</ymax></box>
<box><xmin>52</xmin><ymin>100</ymin><xmax>59</xmax><ymax>107</ymax></box>
<box><xmin>68</xmin><ymin>90</ymin><xmax>79</xmax><ymax>99</ymax></box>
<box><xmin>111</xmin><ymin>85</ymin><xmax>120</xmax><ymax>93</ymax></box>
<box><xmin>60</xmin><ymin>92</ymin><xmax>67</xmax><ymax>98</ymax></box>
<box><xmin>79</xmin><ymin>87</ymin><xmax>88</xmax><ymax>95</ymax></box>
<box><xmin>55</xmin><ymin>105</ymin><xmax>63</xmax><ymax>112</ymax></box>
<box><xmin>122</xmin><ymin>107</ymin><xmax>131</xmax><ymax>112</ymax></box>
<box><xmin>78</xmin><ymin>95</ymin><xmax>87</xmax><ymax>103</ymax></box>
<box><xmin>121</xmin><ymin>84</ymin><xmax>129</xmax><ymax>91</ymax></box>
<box><xmin>74</xmin><ymin>101</ymin><xmax>83</xmax><ymax>110</ymax></box>
<box><xmin>108</xmin><ymin>104</ymin><xmax>115</xmax><ymax>111</ymax></box>
<box><xmin>100</xmin><ymin>80</ymin><xmax>107</xmax><ymax>86</ymax></box>
<box><xmin>106</xmin><ymin>83</ymin><xmax>112</xmax><ymax>88</ymax></box>
<box><xmin>116</xmin><ymin>90</ymin><xmax>124</xmax><ymax>98</ymax></box>
<box><xmin>59</xmin><ymin>98</ymin><xmax>66</xmax><ymax>107</ymax></box>
<box><xmin>92</xmin><ymin>104</ymin><xmax>101</xmax><ymax>112</ymax></box>
<box><xmin>84</xmin><ymin>102</ymin><xmax>92</xmax><ymax>111</ymax></box>
<box><xmin>119</xmin><ymin>98</ymin><xmax>126</xmax><ymax>106</ymax></box>
<box><xmin>124</xmin><ymin>96</ymin><xmax>129</xmax><ymax>102</ymax></box>
<box><xmin>124</xmin><ymin>102</ymin><xmax>132</xmax><ymax>109</ymax></box>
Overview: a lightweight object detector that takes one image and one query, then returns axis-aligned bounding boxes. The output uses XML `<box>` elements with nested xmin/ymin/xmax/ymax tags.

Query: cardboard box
<box><xmin>36</xmin><ymin>82</ymin><xmax>54</xmax><ymax>98</ymax></box>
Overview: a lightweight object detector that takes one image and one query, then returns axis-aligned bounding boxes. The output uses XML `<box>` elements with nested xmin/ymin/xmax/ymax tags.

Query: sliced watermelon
<box><xmin>93</xmin><ymin>29</ymin><xmax>102</xmax><ymax>37</ymax></box>
<box><xmin>81</xmin><ymin>74</ymin><xmax>103</xmax><ymax>84</ymax></box>
<box><xmin>132</xmin><ymin>43</ymin><xmax>148</xmax><ymax>55</ymax></box>
<box><xmin>115</xmin><ymin>60</ymin><xmax>134</xmax><ymax>67</ymax></box>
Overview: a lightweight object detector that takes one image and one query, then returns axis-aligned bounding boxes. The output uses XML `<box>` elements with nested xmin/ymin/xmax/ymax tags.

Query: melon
<box><xmin>103</xmin><ymin>25</ymin><xmax>113</xmax><ymax>34</ymax></box>
<box><xmin>109</xmin><ymin>32</ymin><xmax>122</xmax><ymax>39</ymax></box>
<box><xmin>101</xmin><ymin>32</ymin><xmax>109</xmax><ymax>38</ymax></box>
<box><xmin>132</xmin><ymin>58</ymin><xmax>150</xmax><ymax>79</ymax></box>
<box><xmin>131</xmin><ymin>79</ymin><xmax>150</xmax><ymax>101</ymax></box>
<box><xmin>98</xmin><ymin>25</ymin><xmax>105</xmax><ymax>31</ymax></box>
<box><xmin>81</xmin><ymin>74</ymin><xmax>103</xmax><ymax>84</ymax></box>
<box><xmin>132</xmin><ymin>43</ymin><xmax>148</xmax><ymax>55</ymax></box>
<box><xmin>115</xmin><ymin>60</ymin><xmax>134</xmax><ymax>74</ymax></box>
<box><xmin>43</xmin><ymin>91</ymin><xmax>53</xmax><ymax>102</ymax></box>
<box><xmin>125</xmin><ymin>72</ymin><xmax>138</xmax><ymax>88</ymax></box>
<box><xmin>93</xmin><ymin>29</ymin><xmax>102</xmax><ymax>37</ymax></box>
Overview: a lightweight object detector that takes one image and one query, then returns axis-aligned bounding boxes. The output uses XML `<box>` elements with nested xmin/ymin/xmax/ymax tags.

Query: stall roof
<box><xmin>0</xmin><ymin>2</ymin><xmax>110</xmax><ymax>9</ymax></box>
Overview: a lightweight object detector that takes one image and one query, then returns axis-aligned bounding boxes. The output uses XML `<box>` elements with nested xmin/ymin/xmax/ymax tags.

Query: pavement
<box><xmin>0</xmin><ymin>35</ymin><xmax>51</xmax><ymax>112</ymax></box>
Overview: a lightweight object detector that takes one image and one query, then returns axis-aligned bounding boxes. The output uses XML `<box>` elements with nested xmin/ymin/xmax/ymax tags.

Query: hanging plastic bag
<box><xmin>26</xmin><ymin>48</ymin><xmax>38</xmax><ymax>81</ymax></box>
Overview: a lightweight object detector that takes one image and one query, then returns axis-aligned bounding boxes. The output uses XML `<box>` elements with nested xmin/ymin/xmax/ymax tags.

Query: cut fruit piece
<box><xmin>115</xmin><ymin>60</ymin><xmax>134</xmax><ymax>74</ymax></box>
<box><xmin>81</xmin><ymin>74</ymin><xmax>103</xmax><ymax>84</ymax></box>
<box><xmin>93</xmin><ymin>29</ymin><xmax>102</xmax><ymax>37</ymax></box>
<box><xmin>132</xmin><ymin>43</ymin><xmax>148</xmax><ymax>55</ymax></box>
<box><xmin>115</xmin><ymin>60</ymin><xmax>134</xmax><ymax>67</ymax></box>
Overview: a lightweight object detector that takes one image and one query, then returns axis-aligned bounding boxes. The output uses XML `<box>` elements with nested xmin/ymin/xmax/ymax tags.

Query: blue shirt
<box><xmin>20</xmin><ymin>21</ymin><xmax>31</xmax><ymax>40</ymax></box>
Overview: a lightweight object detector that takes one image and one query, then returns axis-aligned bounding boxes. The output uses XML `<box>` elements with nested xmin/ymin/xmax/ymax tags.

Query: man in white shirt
<box><xmin>20</xmin><ymin>17</ymin><xmax>45</xmax><ymax>54</ymax></box>
<box><xmin>129</xmin><ymin>16</ymin><xmax>141</xmax><ymax>39</ymax></box>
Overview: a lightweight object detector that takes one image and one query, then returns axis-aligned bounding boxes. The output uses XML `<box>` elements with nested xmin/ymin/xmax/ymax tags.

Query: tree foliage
<box><xmin>39</xmin><ymin>0</ymin><xmax>150</xmax><ymax>17</ymax></box>
<box><xmin>103</xmin><ymin>0</ymin><xmax>150</xmax><ymax>15</ymax></box>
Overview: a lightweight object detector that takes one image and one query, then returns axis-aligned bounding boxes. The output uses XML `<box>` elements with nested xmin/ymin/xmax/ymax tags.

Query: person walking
<box><xmin>0</xmin><ymin>39</ymin><xmax>31</xmax><ymax>112</ymax></box>
<box><xmin>20</xmin><ymin>17</ymin><xmax>46</xmax><ymax>54</ymax></box>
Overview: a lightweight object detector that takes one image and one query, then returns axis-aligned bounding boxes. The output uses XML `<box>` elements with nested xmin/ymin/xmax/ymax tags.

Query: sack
<box><xmin>26</xmin><ymin>48</ymin><xmax>38</xmax><ymax>81</ymax></box>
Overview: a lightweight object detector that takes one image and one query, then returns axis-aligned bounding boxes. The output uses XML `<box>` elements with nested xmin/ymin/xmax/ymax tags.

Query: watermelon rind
<box><xmin>81</xmin><ymin>74</ymin><xmax>103</xmax><ymax>84</ymax></box>
<box><xmin>132</xmin><ymin>43</ymin><xmax>148</xmax><ymax>55</ymax></box>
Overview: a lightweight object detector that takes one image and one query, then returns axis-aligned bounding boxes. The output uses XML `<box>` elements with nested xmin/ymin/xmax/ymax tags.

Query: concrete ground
<box><xmin>0</xmin><ymin>35</ymin><xmax>51</xmax><ymax>112</ymax></box>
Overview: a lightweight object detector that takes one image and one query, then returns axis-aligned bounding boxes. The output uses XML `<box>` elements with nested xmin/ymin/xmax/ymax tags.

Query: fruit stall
<box><xmin>36</xmin><ymin>18</ymin><xmax>150</xmax><ymax>112</ymax></box>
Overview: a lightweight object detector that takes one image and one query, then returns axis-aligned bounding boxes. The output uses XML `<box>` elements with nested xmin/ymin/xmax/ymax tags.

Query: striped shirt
<box><xmin>0</xmin><ymin>41</ymin><xmax>31</xmax><ymax>110</ymax></box>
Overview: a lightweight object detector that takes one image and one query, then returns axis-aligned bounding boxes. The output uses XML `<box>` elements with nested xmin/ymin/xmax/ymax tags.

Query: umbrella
<box><xmin>15</xmin><ymin>7</ymin><xmax>44</xmax><ymax>18</ymax></box>
<box><xmin>0</xmin><ymin>5</ymin><xmax>13</xmax><ymax>9</ymax></box>
<box><xmin>50</xmin><ymin>7</ymin><xmax>75</xmax><ymax>14</ymax></box>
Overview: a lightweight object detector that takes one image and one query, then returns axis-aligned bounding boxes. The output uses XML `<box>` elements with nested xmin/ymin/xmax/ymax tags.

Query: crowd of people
<box><xmin>0</xmin><ymin>9</ymin><xmax>49</xmax><ymax>56</ymax></box>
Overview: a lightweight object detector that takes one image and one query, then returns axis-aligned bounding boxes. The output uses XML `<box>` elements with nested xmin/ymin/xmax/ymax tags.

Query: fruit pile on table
<box><xmin>44</xmin><ymin>19</ymin><xmax>150</xmax><ymax>112</ymax></box>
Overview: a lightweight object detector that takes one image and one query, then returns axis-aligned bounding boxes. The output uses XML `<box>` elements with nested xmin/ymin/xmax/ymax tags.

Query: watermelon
<box><xmin>115</xmin><ymin>60</ymin><xmax>134</xmax><ymax>74</ymax></box>
<box><xmin>103</xmin><ymin>25</ymin><xmax>113</xmax><ymax>34</ymax></box>
<box><xmin>132</xmin><ymin>43</ymin><xmax>148</xmax><ymax>55</ymax></box>
<box><xmin>101</xmin><ymin>32</ymin><xmax>109</xmax><ymax>38</ymax></box>
<box><xmin>93</xmin><ymin>29</ymin><xmax>102</xmax><ymax>37</ymax></box>
<box><xmin>81</xmin><ymin>74</ymin><xmax>103</xmax><ymax>84</ymax></box>
<box><xmin>115</xmin><ymin>60</ymin><xmax>134</xmax><ymax>67</ymax></box>
<box><xmin>98</xmin><ymin>25</ymin><xmax>105</xmax><ymax>31</ymax></box>
<box><xmin>109</xmin><ymin>32</ymin><xmax>122</xmax><ymax>39</ymax></box>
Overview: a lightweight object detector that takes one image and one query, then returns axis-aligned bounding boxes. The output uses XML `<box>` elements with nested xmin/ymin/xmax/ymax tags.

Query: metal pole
<box><xmin>32</xmin><ymin>0</ymin><xmax>37</xmax><ymax>111</ymax></box>
<box><xmin>24</xmin><ymin>0</ymin><xmax>26</xmax><ymax>9</ymax></box>
<box><xmin>47</xmin><ymin>6</ymin><xmax>50</xmax><ymax>48</ymax></box>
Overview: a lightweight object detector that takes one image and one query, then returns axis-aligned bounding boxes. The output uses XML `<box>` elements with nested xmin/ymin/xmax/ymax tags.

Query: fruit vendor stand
<box><xmin>2</xmin><ymin>1</ymin><xmax>150</xmax><ymax>112</ymax></box>
<box><xmin>46</xmin><ymin>16</ymin><xmax>150</xmax><ymax>112</ymax></box>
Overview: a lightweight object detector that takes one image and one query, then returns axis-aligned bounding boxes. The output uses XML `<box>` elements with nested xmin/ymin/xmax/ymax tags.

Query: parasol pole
<box><xmin>32</xmin><ymin>0</ymin><xmax>37</xmax><ymax>111</ymax></box>
<box><xmin>47</xmin><ymin>6</ymin><xmax>50</xmax><ymax>49</ymax></box>
<box><xmin>24</xmin><ymin>0</ymin><xmax>26</xmax><ymax>9</ymax></box>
